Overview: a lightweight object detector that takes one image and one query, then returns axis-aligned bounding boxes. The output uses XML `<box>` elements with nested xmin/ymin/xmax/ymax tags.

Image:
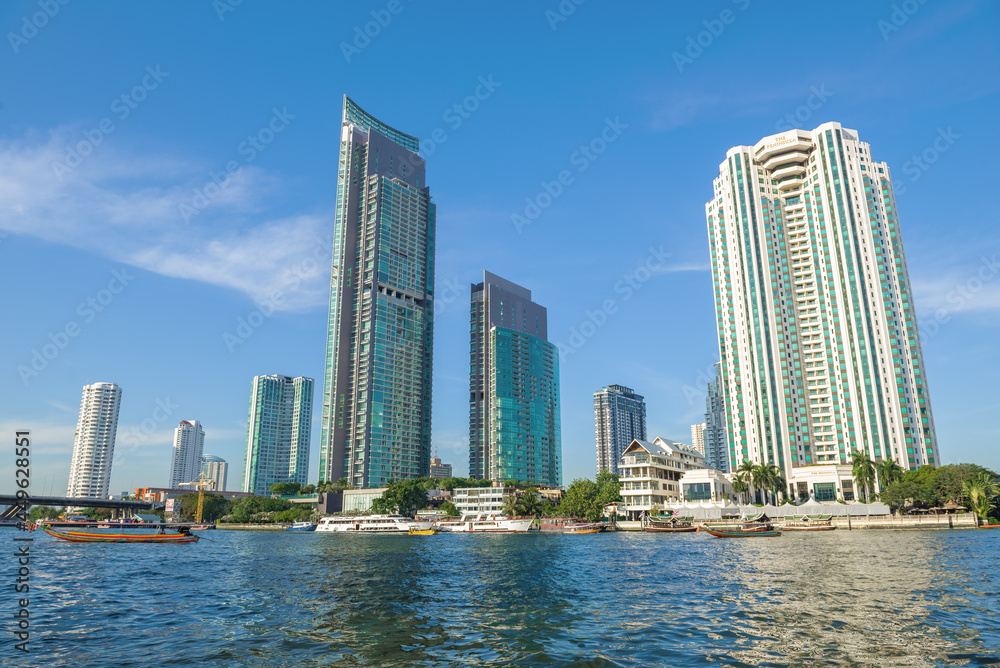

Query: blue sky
<box><xmin>1</xmin><ymin>1</ymin><xmax>997</xmax><ymax>494</ymax></box>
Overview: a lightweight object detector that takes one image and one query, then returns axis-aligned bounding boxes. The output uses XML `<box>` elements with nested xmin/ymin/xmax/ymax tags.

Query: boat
<box><xmin>408</xmin><ymin>527</ymin><xmax>441</xmax><ymax>535</ymax></box>
<box><xmin>563</xmin><ymin>523</ymin><xmax>604</xmax><ymax>534</ymax></box>
<box><xmin>703</xmin><ymin>512</ymin><xmax>781</xmax><ymax>538</ymax></box>
<box><xmin>315</xmin><ymin>515</ymin><xmax>433</xmax><ymax>533</ymax></box>
<box><xmin>286</xmin><ymin>521</ymin><xmax>317</xmax><ymax>532</ymax></box>
<box><xmin>644</xmin><ymin>514</ymin><xmax>697</xmax><ymax>533</ymax></box>
<box><xmin>436</xmin><ymin>513</ymin><xmax>534</xmax><ymax>533</ymax></box>
<box><xmin>978</xmin><ymin>524</ymin><xmax>1000</xmax><ymax>530</ymax></box>
<box><xmin>42</xmin><ymin>526</ymin><xmax>199</xmax><ymax>544</ymax></box>
<box><xmin>780</xmin><ymin>514</ymin><xmax>837</xmax><ymax>531</ymax></box>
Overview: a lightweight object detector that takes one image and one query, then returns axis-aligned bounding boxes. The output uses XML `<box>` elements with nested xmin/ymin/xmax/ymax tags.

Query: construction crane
<box><xmin>179</xmin><ymin>472</ymin><xmax>213</xmax><ymax>523</ymax></box>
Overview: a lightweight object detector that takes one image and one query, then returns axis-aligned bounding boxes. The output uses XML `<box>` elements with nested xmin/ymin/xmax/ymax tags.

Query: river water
<box><xmin>13</xmin><ymin>528</ymin><xmax>1000</xmax><ymax>667</ymax></box>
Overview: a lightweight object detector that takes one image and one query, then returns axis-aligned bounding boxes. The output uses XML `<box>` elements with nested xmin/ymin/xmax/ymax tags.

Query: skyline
<box><xmin>1</xmin><ymin>2</ymin><xmax>998</xmax><ymax>494</ymax></box>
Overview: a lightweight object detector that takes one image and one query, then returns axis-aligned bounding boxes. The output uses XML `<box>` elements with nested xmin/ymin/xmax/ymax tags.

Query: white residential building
<box><xmin>706</xmin><ymin>122</ymin><xmax>938</xmax><ymax>480</ymax></box>
<box><xmin>689</xmin><ymin>422</ymin><xmax>707</xmax><ymax>457</ymax></box>
<box><xmin>618</xmin><ymin>437</ymin><xmax>706</xmax><ymax>519</ymax></box>
<box><xmin>169</xmin><ymin>420</ymin><xmax>205</xmax><ymax>488</ymax></box>
<box><xmin>201</xmin><ymin>454</ymin><xmax>228</xmax><ymax>492</ymax></box>
<box><xmin>66</xmin><ymin>382</ymin><xmax>122</xmax><ymax>499</ymax></box>
<box><xmin>453</xmin><ymin>485</ymin><xmax>516</xmax><ymax>515</ymax></box>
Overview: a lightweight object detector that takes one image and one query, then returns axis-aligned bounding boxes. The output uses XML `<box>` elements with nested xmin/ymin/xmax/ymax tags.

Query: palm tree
<box><xmin>502</xmin><ymin>493</ymin><xmax>519</xmax><ymax>518</ymax></box>
<box><xmin>732</xmin><ymin>472</ymin><xmax>750</xmax><ymax>505</ymax></box>
<box><xmin>851</xmin><ymin>450</ymin><xmax>876</xmax><ymax>503</ymax></box>
<box><xmin>737</xmin><ymin>461</ymin><xmax>757</xmax><ymax>504</ymax></box>
<box><xmin>963</xmin><ymin>473</ymin><xmax>1000</xmax><ymax>525</ymax></box>
<box><xmin>761</xmin><ymin>463</ymin><xmax>786</xmax><ymax>505</ymax></box>
<box><xmin>516</xmin><ymin>488</ymin><xmax>543</xmax><ymax>518</ymax></box>
<box><xmin>875</xmin><ymin>459</ymin><xmax>905</xmax><ymax>495</ymax></box>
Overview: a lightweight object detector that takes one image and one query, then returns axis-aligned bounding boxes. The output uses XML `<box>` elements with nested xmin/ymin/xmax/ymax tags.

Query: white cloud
<box><xmin>912</xmin><ymin>254</ymin><xmax>1000</xmax><ymax>316</ymax></box>
<box><xmin>0</xmin><ymin>128</ymin><xmax>332</xmax><ymax>311</ymax></box>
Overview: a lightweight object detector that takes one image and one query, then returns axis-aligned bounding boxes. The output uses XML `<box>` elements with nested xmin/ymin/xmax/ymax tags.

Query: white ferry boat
<box><xmin>436</xmin><ymin>513</ymin><xmax>534</xmax><ymax>533</ymax></box>
<box><xmin>315</xmin><ymin>514</ymin><xmax>433</xmax><ymax>533</ymax></box>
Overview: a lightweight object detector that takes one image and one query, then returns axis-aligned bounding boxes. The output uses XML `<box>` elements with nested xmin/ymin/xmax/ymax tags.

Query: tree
<box><xmin>275</xmin><ymin>506</ymin><xmax>314</xmax><ymax>523</ymax></box>
<box><xmin>516</xmin><ymin>487</ymin><xmax>544</xmax><ymax>518</ymax></box>
<box><xmin>300</xmin><ymin>484</ymin><xmax>316</xmax><ymax>495</ymax></box>
<box><xmin>224</xmin><ymin>496</ymin><xmax>295</xmax><ymax>523</ymax></box>
<box><xmin>851</xmin><ymin>450</ymin><xmax>876</xmax><ymax>502</ymax></box>
<box><xmin>737</xmin><ymin>461</ymin><xmax>757</xmax><ymax>503</ymax></box>
<box><xmin>875</xmin><ymin>459</ymin><xmax>905</xmax><ymax>493</ymax></box>
<box><xmin>439</xmin><ymin>501</ymin><xmax>460</xmax><ymax>516</ymax></box>
<box><xmin>732</xmin><ymin>472</ymin><xmax>750</xmax><ymax>505</ymax></box>
<box><xmin>962</xmin><ymin>473</ymin><xmax>1000</xmax><ymax>524</ymax></box>
<box><xmin>556</xmin><ymin>472</ymin><xmax>621</xmax><ymax>522</ymax></box>
<box><xmin>176</xmin><ymin>493</ymin><xmax>230</xmax><ymax>522</ymax></box>
<box><xmin>757</xmin><ymin>463</ymin><xmax>785</xmax><ymax>504</ymax></box>
<box><xmin>370</xmin><ymin>479</ymin><xmax>428</xmax><ymax>517</ymax></box>
<box><xmin>28</xmin><ymin>506</ymin><xmax>60</xmax><ymax>520</ymax></box>
<box><xmin>502</xmin><ymin>493</ymin><xmax>519</xmax><ymax>518</ymax></box>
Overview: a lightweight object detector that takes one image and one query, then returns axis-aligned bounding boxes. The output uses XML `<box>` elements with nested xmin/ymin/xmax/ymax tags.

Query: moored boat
<box><xmin>644</xmin><ymin>514</ymin><xmax>697</xmax><ymax>533</ymax></box>
<box><xmin>563</xmin><ymin>523</ymin><xmax>604</xmax><ymax>534</ymax></box>
<box><xmin>436</xmin><ymin>513</ymin><xmax>534</xmax><ymax>533</ymax></box>
<box><xmin>780</xmin><ymin>514</ymin><xmax>836</xmax><ymax>531</ymax></box>
<box><xmin>408</xmin><ymin>527</ymin><xmax>440</xmax><ymax>535</ymax></box>
<box><xmin>286</xmin><ymin>521</ymin><xmax>317</xmax><ymax>532</ymax></box>
<box><xmin>315</xmin><ymin>515</ymin><xmax>432</xmax><ymax>533</ymax></box>
<box><xmin>701</xmin><ymin>523</ymin><xmax>781</xmax><ymax>538</ymax></box>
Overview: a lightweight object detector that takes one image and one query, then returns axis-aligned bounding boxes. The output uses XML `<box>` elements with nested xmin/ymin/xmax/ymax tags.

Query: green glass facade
<box><xmin>243</xmin><ymin>375</ymin><xmax>313</xmax><ymax>495</ymax></box>
<box><xmin>320</xmin><ymin>96</ymin><xmax>435</xmax><ymax>488</ymax></box>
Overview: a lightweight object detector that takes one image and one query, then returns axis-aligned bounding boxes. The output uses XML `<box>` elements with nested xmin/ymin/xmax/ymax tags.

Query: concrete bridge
<box><xmin>0</xmin><ymin>495</ymin><xmax>160</xmax><ymax>520</ymax></box>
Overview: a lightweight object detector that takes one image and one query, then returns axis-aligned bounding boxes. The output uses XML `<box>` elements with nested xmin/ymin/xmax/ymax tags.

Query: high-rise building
<box><xmin>704</xmin><ymin>362</ymin><xmax>730</xmax><ymax>472</ymax></box>
<box><xmin>243</xmin><ymin>375</ymin><xmax>313</xmax><ymax>495</ymax></box>
<box><xmin>429</xmin><ymin>458</ymin><xmax>452</xmax><ymax>479</ymax></box>
<box><xmin>66</xmin><ymin>382</ymin><xmax>122</xmax><ymax>499</ymax></box>
<box><xmin>201</xmin><ymin>454</ymin><xmax>228</xmax><ymax>492</ymax></box>
<box><xmin>320</xmin><ymin>96</ymin><xmax>435</xmax><ymax>489</ymax></box>
<box><xmin>690</xmin><ymin>422</ymin><xmax>707</xmax><ymax>457</ymax></box>
<box><xmin>594</xmin><ymin>385</ymin><xmax>647</xmax><ymax>476</ymax></box>
<box><xmin>469</xmin><ymin>271</ymin><xmax>561</xmax><ymax>486</ymax></box>
<box><xmin>169</xmin><ymin>420</ymin><xmax>205</xmax><ymax>488</ymax></box>
<box><xmin>706</xmin><ymin>122</ymin><xmax>938</xmax><ymax>482</ymax></box>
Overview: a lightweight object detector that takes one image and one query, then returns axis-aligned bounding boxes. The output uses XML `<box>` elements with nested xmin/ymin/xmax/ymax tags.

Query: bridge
<box><xmin>0</xmin><ymin>495</ymin><xmax>160</xmax><ymax>520</ymax></box>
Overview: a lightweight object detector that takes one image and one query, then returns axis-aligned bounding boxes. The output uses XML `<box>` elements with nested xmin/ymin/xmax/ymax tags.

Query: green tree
<box><xmin>556</xmin><ymin>472</ymin><xmax>620</xmax><ymax>522</ymax></box>
<box><xmin>502</xmin><ymin>494</ymin><xmax>519</xmax><ymax>517</ymax></box>
<box><xmin>737</xmin><ymin>461</ymin><xmax>757</xmax><ymax>504</ymax></box>
<box><xmin>370</xmin><ymin>479</ymin><xmax>429</xmax><ymax>517</ymax></box>
<box><xmin>732</xmin><ymin>472</ymin><xmax>750</xmax><ymax>505</ymax></box>
<box><xmin>516</xmin><ymin>487</ymin><xmax>544</xmax><ymax>518</ymax></box>
<box><xmin>28</xmin><ymin>506</ymin><xmax>61</xmax><ymax>520</ymax></box>
<box><xmin>225</xmin><ymin>496</ymin><xmax>295</xmax><ymax>523</ymax></box>
<box><xmin>439</xmin><ymin>501</ymin><xmax>460</xmax><ymax>516</ymax></box>
<box><xmin>176</xmin><ymin>493</ymin><xmax>230</xmax><ymax>522</ymax></box>
<box><xmin>275</xmin><ymin>506</ymin><xmax>314</xmax><ymax>523</ymax></box>
<box><xmin>851</xmin><ymin>450</ymin><xmax>876</xmax><ymax>502</ymax></box>
<box><xmin>875</xmin><ymin>459</ymin><xmax>905</xmax><ymax>493</ymax></box>
<box><xmin>962</xmin><ymin>473</ymin><xmax>1000</xmax><ymax>524</ymax></box>
<box><xmin>300</xmin><ymin>484</ymin><xmax>316</xmax><ymax>495</ymax></box>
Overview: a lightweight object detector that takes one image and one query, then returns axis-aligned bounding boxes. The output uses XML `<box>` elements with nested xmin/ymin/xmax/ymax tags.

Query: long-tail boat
<box><xmin>41</xmin><ymin>524</ymin><xmax>199</xmax><ymax>544</ymax></box>
<box><xmin>644</xmin><ymin>514</ymin><xmax>698</xmax><ymax>533</ymax></box>
<box><xmin>780</xmin><ymin>514</ymin><xmax>836</xmax><ymax>531</ymax></box>
<box><xmin>702</xmin><ymin>512</ymin><xmax>781</xmax><ymax>538</ymax></box>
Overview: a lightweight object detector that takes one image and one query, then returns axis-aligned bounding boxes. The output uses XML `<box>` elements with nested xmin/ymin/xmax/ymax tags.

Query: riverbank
<box><xmin>612</xmin><ymin>514</ymin><xmax>978</xmax><ymax>531</ymax></box>
<box><xmin>215</xmin><ymin>524</ymin><xmax>286</xmax><ymax>531</ymax></box>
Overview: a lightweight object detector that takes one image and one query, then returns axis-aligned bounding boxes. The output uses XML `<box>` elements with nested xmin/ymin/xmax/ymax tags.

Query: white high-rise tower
<box><xmin>706</xmin><ymin>122</ymin><xmax>938</xmax><ymax>481</ymax></box>
<box><xmin>66</xmin><ymin>382</ymin><xmax>122</xmax><ymax>499</ymax></box>
<box><xmin>169</xmin><ymin>420</ymin><xmax>205</xmax><ymax>488</ymax></box>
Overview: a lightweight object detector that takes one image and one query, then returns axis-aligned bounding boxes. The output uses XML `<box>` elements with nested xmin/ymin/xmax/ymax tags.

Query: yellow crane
<box><xmin>179</xmin><ymin>472</ymin><xmax>213</xmax><ymax>523</ymax></box>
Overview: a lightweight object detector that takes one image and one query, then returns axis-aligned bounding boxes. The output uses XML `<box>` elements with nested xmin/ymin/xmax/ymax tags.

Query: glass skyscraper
<box><xmin>470</xmin><ymin>271</ymin><xmax>561</xmax><ymax>486</ymax></box>
<box><xmin>706</xmin><ymin>122</ymin><xmax>938</xmax><ymax>478</ymax></box>
<box><xmin>320</xmin><ymin>96</ymin><xmax>435</xmax><ymax>488</ymax></box>
<box><xmin>704</xmin><ymin>362</ymin><xmax>730</xmax><ymax>472</ymax></box>
<box><xmin>243</xmin><ymin>374</ymin><xmax>313</xmax><ymax>495</ymax></box>
<box><xmin>594</xmin><ymin>384</ymin><xmax>647</xmax><ymax>476</ymax></box>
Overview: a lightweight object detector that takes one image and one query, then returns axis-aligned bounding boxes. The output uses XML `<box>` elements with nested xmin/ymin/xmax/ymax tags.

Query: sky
<box><xmin>1</xmin><ymin>1</ymin><xmax>998</xmax><ymax>496</ymax></box>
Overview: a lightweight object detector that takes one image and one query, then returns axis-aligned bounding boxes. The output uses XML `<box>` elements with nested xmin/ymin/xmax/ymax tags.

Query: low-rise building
<box><xmin>453</xmin><ymin>485</ymin><xmax>516</xmax><ymax>514</ymax></box>
<box><xmin>786</xmin><ymin>464</ymin><xmax>857</xmax><ymax>502</ymax></box>
<box><xmin>429</xmin><ymin>458</ymin><xmax>452</xmax><ymax>479</ymax></box>
<box><xmin>619</xmin><ymin>438</ymin><xmax>707</xmax><ymax>519</ymax></box>
<box><xmin>680</xmin><ymin>468</ymin><xmax>735</xmax><ymax>503</ymax></box>
<box><xmin>133</xmin><ymin>487</ymin><xmax>255</xmax><ymax>502</ymax></box>
<box><xmin>342</xmin><ymin>488</ymin><xmax>388</xmax><ymax>514</ymax></box>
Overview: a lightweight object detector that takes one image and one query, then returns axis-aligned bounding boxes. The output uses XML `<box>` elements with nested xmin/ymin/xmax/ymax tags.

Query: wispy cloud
<box><xmin>0</xmin><ymin>128</ymin><xmax>331</xmax><ymax>311</ymax></box>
